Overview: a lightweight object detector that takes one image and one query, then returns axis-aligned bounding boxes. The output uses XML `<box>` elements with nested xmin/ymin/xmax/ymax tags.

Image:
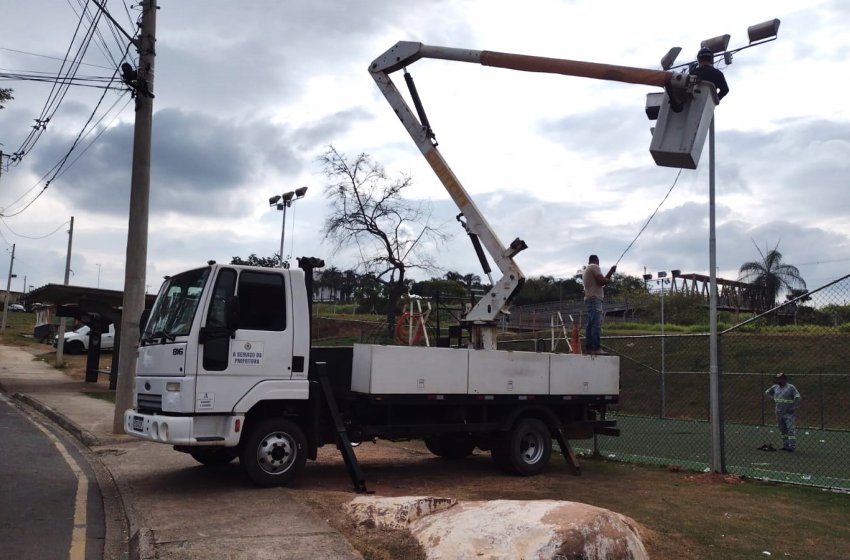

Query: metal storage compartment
<box><xmin>351</xmin><ymin>344</ymin><xmax>469</xmax><ymax>394</ymax></box>
<box><xmin>549</xmin><ymin>354</ymin><xmax>619</xmax><ymax>396</ymax></box>
<box><xmin>468</xmin><ymin>350</ymin><xmax>550</xmax><ymax>394</ymax></box>
<box><xmin>649</xmin><ymin>83</ymin><xmax>718</xmax><ymax>169</ymax></box>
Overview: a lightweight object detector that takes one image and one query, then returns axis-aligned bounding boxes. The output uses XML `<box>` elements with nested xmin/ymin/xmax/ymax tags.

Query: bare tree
<box><xmin>320</xmin><ymin>146</ymin><xmax>448</xmax><ymax>335</ymax></box>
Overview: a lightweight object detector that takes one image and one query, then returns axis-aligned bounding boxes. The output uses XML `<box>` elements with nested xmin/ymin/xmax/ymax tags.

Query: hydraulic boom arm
<box><xmin>369</xmin><ymin>41</ymin><xmax>678</xmax><ymax>349</ymax></box>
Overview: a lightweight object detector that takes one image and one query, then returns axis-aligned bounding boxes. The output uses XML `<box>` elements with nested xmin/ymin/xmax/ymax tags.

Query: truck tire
<box><xmin>189</xmin><ymin>447</ymin><xmax>238</xmax><ymax>466</ymax></box>
<box><xmin>424</xmin><ymin>434</ymin><xmax>475</xmax><ymax>459</ymax></box>
<box><xmin>491</xmin><ymin>418</ymin><xmax>552</xmax><ymax>476</ymax></box>
<box><xmin>67</xmin><ymin>340</ymin><xmax>85</xmax><ymax>354</ymax></box>
<box><xmin>240</xmin><ymin>418</ymin><xmax>307</xmax><ymax>487</ymax></box>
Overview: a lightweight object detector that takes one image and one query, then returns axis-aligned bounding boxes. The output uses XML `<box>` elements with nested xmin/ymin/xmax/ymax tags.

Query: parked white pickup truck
<box><xmin>54</xmin><ymin>324</ymin><xmax>115</xmax><ymax>354</ymax></box>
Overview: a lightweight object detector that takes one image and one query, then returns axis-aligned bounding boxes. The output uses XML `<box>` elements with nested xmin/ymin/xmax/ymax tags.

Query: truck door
<box><xmin>196</xmin><ymin>268</ymin><xmax>294</xmax><ymax>413</ymax></box>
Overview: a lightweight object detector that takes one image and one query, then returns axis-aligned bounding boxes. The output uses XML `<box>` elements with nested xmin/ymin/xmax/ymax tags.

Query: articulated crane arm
<box><xmin>369</xmin><ymin>41</ymin><xmax>683</xmax><ymax>350</ymax></box>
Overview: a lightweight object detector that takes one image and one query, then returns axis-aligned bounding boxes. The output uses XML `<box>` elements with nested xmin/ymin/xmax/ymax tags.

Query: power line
<box><xmin>1</xmin><ymin>84</ymin><xmax>131</xmax><ymax>217</ymax></box>
<box><xmin>0</xmin><ymin>217</ymin><xmax>70</xmax><ymax>240</ymax></box>
<box><xmin>614</xmin><ymin>168</ymin><xmax>684</xmax><ymax>267</ymax></box>
<box><xmin>797</xmin><ymin>257</ymin><xmax>850</xmax><ymax>267</ymax></box>
<box><xmin>0</xmin><ymin>47</ymin><xmax>113</xmax><ymax>70</ymax></box>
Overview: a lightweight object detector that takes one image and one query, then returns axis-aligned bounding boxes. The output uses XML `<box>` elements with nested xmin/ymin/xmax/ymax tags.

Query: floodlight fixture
<box><xmin>643</xmin><ymin>273</ymin><xmax>653</xmax><ymax>281</ymax></box>
<box><xmin>748</xmin><ymin>19</ymin><xmax>780</xmax><ymax>44</ymax></box>
<box><xmin>294</xmin><ymin>186</ymin><xmax>308</xmax><ymax>198</ymax></box>
<box><xmin>282</xmin><ymin>191</ymin><xmax>296</xmax><ymax>203</ymax></box>
<box><xmin>660</xmin><ymin>47</ymin><xmax>682</xmax><ymax>70</ymax></box>
<box><xmin>671</xmin><ymin>269</ymin><xmax>681</xmax><ymax>277</ymax></box>
<box><xmin>269</xmin><ymin>195</ymin><xmax>282</xmax><ymax>206</ymax></box>
<box><xmin>700</xmin><ymin>34</ymin><xmax>731</xmax><ymax>55</ymax></box>
<box><xmin>645</xmin><ymin>92</ymin><xmax>664</xmax><ymax>120</ymax></box>
<box><xmin>657</xmin><ymin>271</ymin><xmax>668</xmax><ymax>278</ymax></box>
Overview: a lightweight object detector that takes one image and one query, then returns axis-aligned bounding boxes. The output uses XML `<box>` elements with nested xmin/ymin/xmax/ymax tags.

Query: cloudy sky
<box><xmin>1</xmin><ymin>0</ymin><xmax>848</xmax><ymax>298</ymax></box>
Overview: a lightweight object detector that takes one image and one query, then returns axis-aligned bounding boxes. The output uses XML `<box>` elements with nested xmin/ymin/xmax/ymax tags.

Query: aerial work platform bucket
<box><xmin>649</xmin><ymin>81</ymin><xmax>719</xmax><ymax>169</ymax></box>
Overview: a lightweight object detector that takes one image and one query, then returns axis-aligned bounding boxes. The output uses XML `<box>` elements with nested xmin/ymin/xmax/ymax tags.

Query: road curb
<box><xmin>8</xmin><ymin>391</ymin><xmax>156</xmax><ymax>560</ymax></box>
<box><xmin>13</xmin><ymin>392</ymin><xmax>101</xmax><ymax>447</ymax></box>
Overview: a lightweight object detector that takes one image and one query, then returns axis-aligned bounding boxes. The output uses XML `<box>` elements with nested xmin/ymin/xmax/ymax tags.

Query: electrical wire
<box><xmin>1</xmin><ymin>86</ymin><xmax>131</xmax><ymax>217</ymax></box>
<box><xmin>8</xmin><ymin>1</ymin><xmax>112</xmax><ymax>167</ymax></box>
<box><xmin>0</xmin><ymin>47</ymin><xmax>113</xmax><ymax>70</ymax></box>
<box><xmin>614</xmin><ymin>168</ymin><xmax>684</xmax><ymax>267</ymax></box>
<box><xmin>0</xmin><ymin>217</ymin><xmax>69</xmax><ymax>240</ymax></box>
<box><xmin>0</xmin><ymin>70</ymin><xmax>124</xmax><ymax>90</ymax></box>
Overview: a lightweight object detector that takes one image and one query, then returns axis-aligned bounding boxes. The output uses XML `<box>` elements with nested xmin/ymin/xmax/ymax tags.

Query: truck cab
<box><xmin>125</xmin><ymin>263</ymin><xmax>311</xmax><ymax>452</ymax></box>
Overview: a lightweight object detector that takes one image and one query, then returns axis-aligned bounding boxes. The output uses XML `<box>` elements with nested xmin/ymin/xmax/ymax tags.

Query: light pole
<box><xmin>96</xmin><ymin>263</ymin><xmax>101</xmax><ymax>288</ymax></box>
<box><xmin>269</xmin><ymin>186</ymin><xmax>307</xmax><ymax>268</ymax></box>
<box><xmin>657</xmin><ymin>271</ymin><xmax>670</xmax><ymax>418</ymax></box>
<box><xmin>1</xmin><ymin>244</ymin><xmax>16</xmax><ymax>333</ymax></box>
<box><xmin>650</xmin><ymin>18</ymin><xmax>781</xmax><ymax>473</ymax></box>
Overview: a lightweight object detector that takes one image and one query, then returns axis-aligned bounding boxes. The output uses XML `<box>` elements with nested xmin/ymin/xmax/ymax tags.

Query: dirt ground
<box><xmin>291</xmin><ymin>440</ymin><xmax>850</xmax><ymax>560</ymax></box>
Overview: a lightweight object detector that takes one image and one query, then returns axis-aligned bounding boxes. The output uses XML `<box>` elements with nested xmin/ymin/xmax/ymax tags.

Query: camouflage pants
<box><xmin>777</xmin><ymin>412</ymin><xmax>796</xmax><ymax>450</ymax></box>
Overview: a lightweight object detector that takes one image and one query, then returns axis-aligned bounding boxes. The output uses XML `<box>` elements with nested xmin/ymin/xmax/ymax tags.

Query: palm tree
<box><xmin>738</xmin><ymin>241</ymin><xmax>806</xmax><ymax>310</ymax></box>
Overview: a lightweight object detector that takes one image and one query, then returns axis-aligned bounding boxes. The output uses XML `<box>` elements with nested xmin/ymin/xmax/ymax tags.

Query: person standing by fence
<box><xmin>765</xmin><ymin>373</ymin><xmax>802</xmax><ymax>452</ymax></box>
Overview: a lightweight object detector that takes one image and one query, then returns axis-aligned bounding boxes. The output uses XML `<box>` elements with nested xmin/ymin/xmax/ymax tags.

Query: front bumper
<box><xmin>123</xmin><ymin>409</ymin><xmax>243</xmax><ymax>446</ymax></box>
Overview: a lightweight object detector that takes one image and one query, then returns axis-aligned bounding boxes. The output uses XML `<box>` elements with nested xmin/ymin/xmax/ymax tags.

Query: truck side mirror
<box><xmin>225</xmin><ymin>296</ymin><xmax>240</xmax><ymax>336</ymax></box>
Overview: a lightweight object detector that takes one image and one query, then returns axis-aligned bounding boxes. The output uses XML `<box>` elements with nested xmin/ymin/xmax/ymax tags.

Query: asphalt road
<box><xmin>0</xmin><ymin>395</ymin><xmax>105</xmax><ymax>560</ymax></box>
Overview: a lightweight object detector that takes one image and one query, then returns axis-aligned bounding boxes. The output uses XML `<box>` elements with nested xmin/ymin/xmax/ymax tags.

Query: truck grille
<box><xmin>137</xmin><ymin>393</ymin><xmax>162</xmax><ymax>413</ymax></box>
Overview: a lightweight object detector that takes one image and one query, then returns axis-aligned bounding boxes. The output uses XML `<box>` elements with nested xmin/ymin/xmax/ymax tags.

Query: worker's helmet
<box><xmin>775</xmin><ymin>372</ymin><xmax>787</xmax><ymax>381</ymax></box>
<box><xmin>697</xmin><ymin>47</ymin><xmax>714</xmax><ymax>61</ymax></box>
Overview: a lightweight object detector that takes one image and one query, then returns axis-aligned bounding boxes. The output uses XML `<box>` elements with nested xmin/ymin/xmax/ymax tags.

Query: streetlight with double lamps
<box><xmin>647</xmin><ymin>19</ymin><xmax>781</xmax><ymax>472</ymax></box>
<box><xmin>269</xmin><ymin>186</ymin><xmax>308</xmax><ymax>269</ymax></box>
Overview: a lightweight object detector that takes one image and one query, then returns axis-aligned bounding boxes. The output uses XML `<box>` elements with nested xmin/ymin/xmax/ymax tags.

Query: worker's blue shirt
<box><xmin>765</xmin><ymin>383</ymin><xmax>801</xmax><ymax>415</ymax></box>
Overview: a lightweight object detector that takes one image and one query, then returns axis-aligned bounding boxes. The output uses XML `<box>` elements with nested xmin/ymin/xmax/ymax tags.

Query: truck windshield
<box><xmin>142</xmin><ymin>267</ymin><xmax>210</xmax><ymax>343</ymax></box>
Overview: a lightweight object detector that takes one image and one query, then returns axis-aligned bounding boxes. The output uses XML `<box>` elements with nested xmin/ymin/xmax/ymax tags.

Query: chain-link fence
<box><xmin>586</xmin><ymin>273</ymin><xmax>850</xmax><ymax>490</ymax></box>
<box><xmin>313</xmin><ymin>276</ymin><xmax>850</xmax><ymax>489</ymax></box>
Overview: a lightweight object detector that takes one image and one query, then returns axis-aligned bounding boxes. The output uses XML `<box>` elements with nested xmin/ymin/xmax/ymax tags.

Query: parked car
<box><xmin>8</xmin><ymin>303</ymin><xmax>25</xmax><ymax>312</ymax></box>
<box><xmin>53</xmin><ymin>324</ymin><xmax>115</xmax><ymax>354</ymax></box>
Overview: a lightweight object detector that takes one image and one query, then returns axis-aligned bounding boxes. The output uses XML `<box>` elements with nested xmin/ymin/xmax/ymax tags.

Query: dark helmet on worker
<box><xmin>697</xmin><ymin>47</ymin><xmax>714</xmax><ymax>61</ymax></box>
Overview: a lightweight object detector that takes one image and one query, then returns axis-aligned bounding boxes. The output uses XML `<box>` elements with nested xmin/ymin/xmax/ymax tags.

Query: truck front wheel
<box><xmin>240</xmin><ymin>418</ymin><xmax>307</xmax><ymax>487</ymax></box>
<box><xmin>492</xmin><ymin>418</ymin><xmax>552</xmax><ymax>476</ymax></box>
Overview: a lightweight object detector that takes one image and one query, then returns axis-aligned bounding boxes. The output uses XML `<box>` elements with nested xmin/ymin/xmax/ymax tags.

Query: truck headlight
<box><xmin>166</xmin><ymin>382</ymin><xmax>181</xmax><ymax>392</ymax></box>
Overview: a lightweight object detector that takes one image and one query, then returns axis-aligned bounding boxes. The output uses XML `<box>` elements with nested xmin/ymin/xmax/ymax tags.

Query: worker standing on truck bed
<box><xmin>582</xmin><ymin>255</ymin><xmax>615</xmax><ymax>355</ymax></box>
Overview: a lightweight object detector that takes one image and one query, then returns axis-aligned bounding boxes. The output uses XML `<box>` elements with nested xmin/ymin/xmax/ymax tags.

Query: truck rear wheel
<box><xmin>240</xmin><ymin>418</ymin><xmax>307</xmax><ymax>487</ymax></box>
<box><xmin>424</xmin><ymin>434</ymin><xmax>475</xmax><ymax>459</ymax></box>
<box><xmin>491</xmin><ymin>418</ymin><xmax>552</xmax><ymax>476</ymax></box>
<box><xmin>189</xmin><ymin>447</ymin><xmax>238</xmax><ymax>466</ymax></box>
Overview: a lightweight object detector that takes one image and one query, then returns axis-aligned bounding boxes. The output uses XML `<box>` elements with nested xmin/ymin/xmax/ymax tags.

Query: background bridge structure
<box><xmin>507</xmin><ymin>272</ymin><xmax>764</xmax><ymax>331</ymax></box>
<box><xmin>669</xmin><ymin>273</ymin><xmax>766</xmax><ymax>312</ymax></box>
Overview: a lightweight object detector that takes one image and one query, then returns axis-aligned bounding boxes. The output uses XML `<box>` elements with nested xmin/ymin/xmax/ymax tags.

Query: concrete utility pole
<box><xmin>1</xmin><ymin>244</ymin><xmax>16</xmax><ymax>333</ymax></box>
<box><xmin>55</xmin><ymin>216</ymin><xmax>74</xmax><ymax>366</ymax></box>
<box><xmin>113</xmin><ymin>0</ymin><xmax>157</xmax><ymax>433</ymax></box>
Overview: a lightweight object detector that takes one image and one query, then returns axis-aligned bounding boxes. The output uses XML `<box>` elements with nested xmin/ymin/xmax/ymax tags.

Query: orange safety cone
<box><xmin>571</xmin><ymin>322</ymin><xmax>582</xmax><ymax>354</ymax></box>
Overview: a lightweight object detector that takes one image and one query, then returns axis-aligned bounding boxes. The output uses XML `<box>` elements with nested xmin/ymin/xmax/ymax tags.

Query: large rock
<box><xmin>346</xmin><ymin>497</ymin><xmax>648</xmax><ymax>560</ymax></box>
<box><xmin>345</xmin><ymin>496</ymin><xmax>457</xmax><ymax>530</ymax></box>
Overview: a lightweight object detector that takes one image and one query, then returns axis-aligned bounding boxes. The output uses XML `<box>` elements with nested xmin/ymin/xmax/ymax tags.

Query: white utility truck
<box><xmin>124</xmin><ymin>43</ymin><xmax>709</xmax><ymax>490</ymax></box>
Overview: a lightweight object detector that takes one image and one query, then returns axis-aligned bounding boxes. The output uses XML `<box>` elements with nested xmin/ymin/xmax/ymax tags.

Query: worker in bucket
<box><xmin>582</xmin><ymin>255</ymin><xmax>615</xmax><ymax>355</ymax></box>
<box><xmin>691</xmin><ymin>47</ymin><xmax>729</xmax><ymax>101</ymax></box>
<box><xmin>765</xmin><ymin>373</ymin><xmax>802</xmax><ymax>452</ymax></box>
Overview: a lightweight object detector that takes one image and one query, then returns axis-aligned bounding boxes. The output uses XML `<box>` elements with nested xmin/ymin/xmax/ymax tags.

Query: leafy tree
<box><xmin>320</xmin><ymin>146</ymin><xmax>447</xmax><ymax>334</ymax></box>
<box><xmin>0</xmin><ymin>88</ymin><xmax>13</xmax><ymax>110</ymax></box>
<box><xmin>738</xmin><ymin>242</ymin><xmax>806</xmax><ymax>310</ymax></box>
<box><xmin>412</xmin><ymin>277</ymin><xmax>467</xmax><ymax>299</ymax></box>
<box><xmin>230</xmin><ymin>253</ymin><xmax>280</xmax><ymax>268</ymax></box>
